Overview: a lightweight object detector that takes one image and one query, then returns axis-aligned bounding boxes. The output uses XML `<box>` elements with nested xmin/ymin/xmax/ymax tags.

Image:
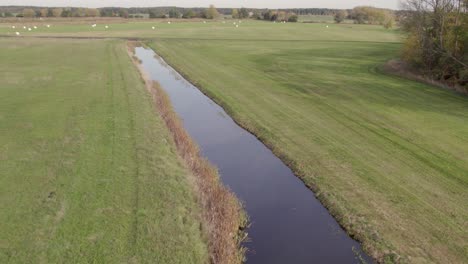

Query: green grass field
<box><xmin>0</xmin><ymin>18</ymin><xmax>467</xmax><ymax>263</ymax></box>
<box><xmin>0</xmin><ymin>38</ymin><xmax>209</xmax><ymax>263</ymax></box>
<box><xmin>146</xmin><ymin>24</ymin><xmax>467</xmax><ymax>263</ymax></box>
<box><xmin>0</xmin><ymin>19</ymin><xmax>397</xmax><ymax>42</ymax></box>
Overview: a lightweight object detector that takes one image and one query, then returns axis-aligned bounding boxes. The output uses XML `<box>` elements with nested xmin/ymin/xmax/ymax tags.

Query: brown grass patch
<box><xmin>127</xmin><ymin>42</ymin><xmax>246</xmax><ymax>264</ymax></box>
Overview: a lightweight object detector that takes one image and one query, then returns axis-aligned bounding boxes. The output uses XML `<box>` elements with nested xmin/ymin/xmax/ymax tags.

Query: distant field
<box><xmin>0</xmin><ymin>19</ymin><xmax>466</xmax><ymax>263</ymax></box>
<box><xmin>147</xmin><ymin>23</ymin><xmax>468</xmax><ymax>262</ymax></box>
<box><xmin>0</xmin><ymin>19</ymin><xmax>397</xmax><ymax>42</ymax></box>
<box><xmin>0</xmin><ymin>38</ymin><xmax>209</xmax><ymax>263</ymax></box>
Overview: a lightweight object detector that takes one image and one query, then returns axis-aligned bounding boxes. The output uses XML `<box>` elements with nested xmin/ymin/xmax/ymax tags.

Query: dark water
<box><xmin>134</xmin><ymin>47</ymin><xmax>372</xmax><ymax>264</ymax></box>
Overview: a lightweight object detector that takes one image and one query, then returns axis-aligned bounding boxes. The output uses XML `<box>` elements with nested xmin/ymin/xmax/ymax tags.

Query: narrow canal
<box><xmin>134</xmin><ymin>46</ymin><xmax>372</xmax><ymax>264</ymax></box>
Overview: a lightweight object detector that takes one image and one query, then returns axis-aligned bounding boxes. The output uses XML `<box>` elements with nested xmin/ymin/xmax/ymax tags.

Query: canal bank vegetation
<box><xmin>149</xmin><ymin>26</ymin><xmax>468</xmax><ymax>262</ymax></box>
<box><xmin>128</xmin><ymin>42</ymin><xmax>246</xmax><ymax>264</ymax></box>
<box><xmin>0</xmin><ymin>38</ymin><xmax>215</xmax><ymax>263</ymax></box>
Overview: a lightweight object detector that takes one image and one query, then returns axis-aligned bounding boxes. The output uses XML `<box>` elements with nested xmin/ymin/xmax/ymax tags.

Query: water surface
<box><xmin>135</xmin><ymin>47</ymin><xmax>372</xmax><ymax>264</ymax></box>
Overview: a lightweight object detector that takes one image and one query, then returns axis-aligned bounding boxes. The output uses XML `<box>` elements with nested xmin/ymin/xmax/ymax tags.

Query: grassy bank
<box><xmin>0</xmin><ymin>38</ymin><xmax>211</xmax><ymax>263</ymax></box>
<box><xmin>148</xmin><ymin>28</ymin><xmax>468</xmax><ymax>263</ymax></box>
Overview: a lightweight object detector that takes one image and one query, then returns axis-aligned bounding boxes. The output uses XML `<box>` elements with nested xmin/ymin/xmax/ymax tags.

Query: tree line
<box><xmin>256</xmin><ymin>10</ymin><xmax>299</xmax><ymax>22</ymax></box>
<box><xmin>401</xmin><ymin>0</ymin><xmax>467</xmax><ymax>88</ymax></box>
<box><xmin>333</xmin><ymin>6</ymin><xmax>396</xmax><ymax>28</ymax></box>
<box><xmin>0</xmin><ymin>6</ymin><xmax>341</xmax><ymax>19</ymax></box>
<box><xmin>1</xmin><ymin>7</ymin><xmax>101</xmax><ymax>18</ymax></box>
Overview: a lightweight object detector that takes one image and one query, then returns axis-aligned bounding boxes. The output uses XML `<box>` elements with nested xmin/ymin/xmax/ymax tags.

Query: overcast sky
<box><xmin>0</xmin><ymin>0</ymin><xmax>399</xmax><ymax>9</ymax></box>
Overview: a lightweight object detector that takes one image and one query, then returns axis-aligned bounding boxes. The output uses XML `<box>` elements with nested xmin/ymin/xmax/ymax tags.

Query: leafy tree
<box><xmin>350</xmin><ymin>7</ymin><xmax>367</xmax><ymax>23</ymax></box>
<box><xmin>149</xmin><ymin>10</ymin><xmax>161</xmax><ymax>18</ymax></box>
<box><xmin>23</xmin><ymin>8</ymin><xmax>35</xmax><ymax>18</ymax></box>
<box><xmin>383</xmin><ymin>12</ymin><xmax>395</xmax><ymax>29</ymax></box>
<box><xmin>52</xmin><ymin>8</ymin><xmax>63</xmax><ymax>17</ymax></box>
<box><xmin>401</xmin><ymin>0</ymin><xmax>468</xmax><ymax>87</ymax></box>
<box><xmin>100</xmin><ymin>9</ymin><xmax>114</xmax><ymax>17</ymax></box>
<box><xmin>350</xmin><ymin>6</ymin><xmax>394</xmax><ymax>27</ymax></box>
<box><xmin>4</xmin><ymin>12</ymin><xmax>14</xmax><ymax>17</ymax></box>
<box><xmin>119</xmin><ymin>9</ymin><xmax>129</xmax><ymax>18</ymax></box>
<box><xmin>239</xmin><ymin>7</ymin><xmax>249</xmax><ymax>18</ymax></box>
<box><xmin>61</xmin><ymin>9</ymin><xmax>72</xmax><ymax>17</ymax></box>
<box><xmin>86</xmin><ymin>8</ymin><xmax>100</xmax><ymax>17</ymax></box>
<box><xmin>169</xmin><ymin>9</ymin><xmax>180</xmax><ymax>18</ymax></box>
<box><xmin>288</xmin><ymin>14</ymin><xmax>299</xmax><ymax>22</ymax></box>
<box><xmin>40</xmin><ymin>8</ymin><xmax>48</xmax><ymax>17</ymax></box>
<box><xmin>183</xmin><ymin>9</ymin><xmax>195</xmax><ymax>18</ymax></box>
<box><xmin>252</xmin><ymin>11</ymin><xmax>262</xmax><ymax>20</ymax></box>
<box><xmin>278</xmin><ymin>11</ymin><xmax>288</xmax><ymax>21</ymax></box>
<box><xmin>72</xmin><ymin>8</ymin><xmax>86</xmax><ymax>17</ymax></box>
<box><xmin>206</xmin><ymin>5</ymin><xmax>219</xmax><ymax>19</ymax></box>
<box><xmin>262</xmin><ymin>10</ymin><xmax>273</xmax><ymax>20</ymax></box>
<box><xmin>334</xmin><ymin>10</ymin><xmax>348</xmax><ymax>23</ymax></box>
<box><xmin>232</xmin><ymin>8</ymin><xmax>239</xmax><ymax>19</ymax></box>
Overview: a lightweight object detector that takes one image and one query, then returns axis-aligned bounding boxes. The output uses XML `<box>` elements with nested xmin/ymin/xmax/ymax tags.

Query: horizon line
<box><xmin>0</xmin><ymin>5</ymin><xmax>397</xmax><ymax>10</ymax></box>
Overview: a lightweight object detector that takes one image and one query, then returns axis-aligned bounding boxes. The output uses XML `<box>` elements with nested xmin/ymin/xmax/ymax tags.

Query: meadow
<box><xmin>0</xmin><ymin>19</ymin><xmax>467</xmax><ymax>263</ymax></box>
<box><xmin>0</xmin><ymin>38</ymin><xmax>210</xmax><ymax>263</ymax></box>
<box><xmin>0</xmin><ymin>18</ymin><xmax>397</xmax><ymax>41</ymax></box>
<box><xmin>146</xmin><ymin>21</ymin><xmax>466</xmax><ymax>263</ymax></box>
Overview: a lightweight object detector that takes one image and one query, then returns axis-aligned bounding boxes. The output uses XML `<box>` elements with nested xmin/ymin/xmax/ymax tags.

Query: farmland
<box><xmin>0</xmin><ymin>38</ymin><xmax>210</xmax><ymax>263</ymax></box>
<box><xmin>0</xmin><ymin>18</ymin><xmax>467</xmax><ymax>263</ymax></box>
<box><xmin>0</xmin><ymin>19</ymin><xmax>397</xmax><ymax>41</ymax></box>
<box><xmin>147</xmin><ymin>23</ymin><xmax>467</xmax><ymax>262</ymax></box>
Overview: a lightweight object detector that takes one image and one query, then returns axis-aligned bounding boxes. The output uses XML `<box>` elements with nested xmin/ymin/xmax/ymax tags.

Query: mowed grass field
<box><xmin>0</xmin><ymin>38</ymin><xmax>209</xmax><ymax>263</ymax></box>
<box><xmin>1</xmin><ymin>19</ymin><xmax>467</xmax><ymax>263</ymax></box>
<box><xmin>146</xmin><ymin>25</ymin><xmax>468</xmax><ymax>262</ymax></box>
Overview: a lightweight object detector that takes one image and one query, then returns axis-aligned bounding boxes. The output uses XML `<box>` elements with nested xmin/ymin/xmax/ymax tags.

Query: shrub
<box><xmin>288</xmin><ymin>15</ymin><xmax>298</xmax><ymax>22</ymax></box>
<box><xmin>334</xmin><ymin>10</ymin><xmax>348</xmax><ymax>23</ymax></box>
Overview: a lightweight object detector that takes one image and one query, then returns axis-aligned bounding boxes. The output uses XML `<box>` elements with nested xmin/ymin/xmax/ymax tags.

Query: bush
<box><xmin>288</xmin><ymin>15</ymin><xmax>298</xmax><ymax>22</ymax></box>
<box><xmin>334</xmin><ymin>10</ymin><xmax>347</xmax><ymax>23</ymax></box>
<box><xmin>183</xmin><ymin>10</ymin><xmax>195</xmax><ymax>19</ymax></box>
